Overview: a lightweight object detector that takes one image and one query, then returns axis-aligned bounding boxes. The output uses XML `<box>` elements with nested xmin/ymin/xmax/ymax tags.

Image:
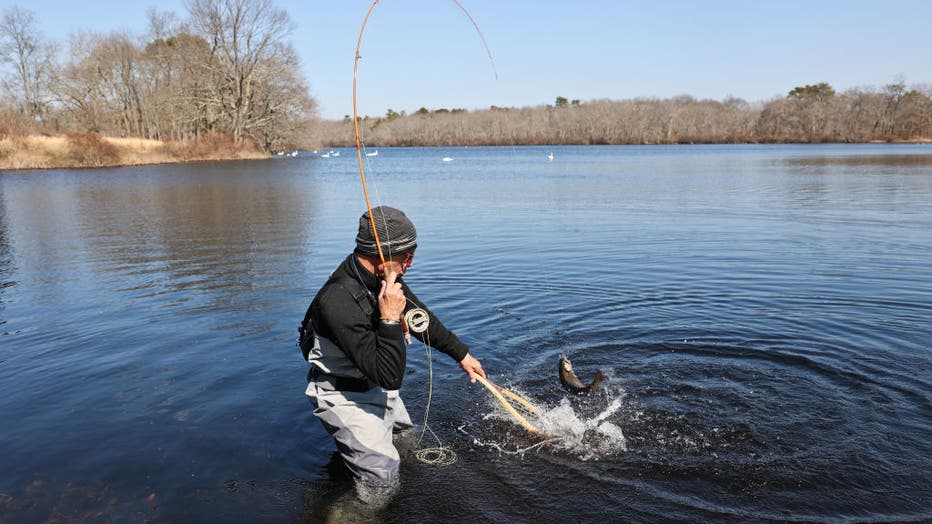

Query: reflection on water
<box><xmin>785</xmin><ymin>153</ymin><xmax>932</xmax><ymax>166</ymax></box>
<box><xmin>6</xmin><ymin>163</ymin><xmax>317</xmax><ymax>312</ymax></box>
<box><xmin>0</xmin><ymin>183</ymin><xmax>13</xmax><ymax>334</ymax></box>
<box><xmin>1</xmin><ymin>145</ymin><xmax>931</xmax><ymax>522</ymax></box>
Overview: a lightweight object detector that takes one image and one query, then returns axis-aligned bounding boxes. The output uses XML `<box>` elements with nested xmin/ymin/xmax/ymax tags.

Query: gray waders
<box><xmin>305</xmin><ymin>332</ymin><xmax>414</xmax><ymax>489</ymax></box>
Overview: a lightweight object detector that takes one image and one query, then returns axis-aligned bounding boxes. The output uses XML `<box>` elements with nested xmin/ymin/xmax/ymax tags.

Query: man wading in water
<box><xmin>299</xmin><ymin>206</ymin><xmax>485</xmax><ymax>503</ymax></box>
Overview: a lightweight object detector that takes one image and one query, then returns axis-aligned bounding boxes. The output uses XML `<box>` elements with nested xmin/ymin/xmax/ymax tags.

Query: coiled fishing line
<box><xmin>408</xmin><ymin>311</ymin><xmax>458</xmax><ymax>467</ymax></box>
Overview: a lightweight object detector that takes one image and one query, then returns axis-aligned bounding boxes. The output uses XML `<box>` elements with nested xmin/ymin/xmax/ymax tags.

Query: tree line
<box><xmin>0</xmin><ymin>0</ymin><xmax>316</xmax><ymax>152</ymax></box>
<box><xmin>310</xmin><ymin>81</ymin><xmax>932</xmax><ymax>147</ymax></box>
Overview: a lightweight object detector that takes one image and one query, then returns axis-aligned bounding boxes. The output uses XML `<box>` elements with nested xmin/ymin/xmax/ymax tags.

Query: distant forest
<box><xmin>311</xmin><ymin>82</ymin><xmax>932</xmax><ymax>147</ymax></box>
<box><xmin>2</xmin><ymin>1</ymin><xmax>931</xmax><ymax>151</ymax></box>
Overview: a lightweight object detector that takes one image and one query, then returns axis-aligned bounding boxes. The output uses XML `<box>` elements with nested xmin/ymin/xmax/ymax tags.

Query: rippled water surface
<box><xmin>1</xmin><ymin>145</ymin><xmax>930</xmax><ymax>522</ymax></box>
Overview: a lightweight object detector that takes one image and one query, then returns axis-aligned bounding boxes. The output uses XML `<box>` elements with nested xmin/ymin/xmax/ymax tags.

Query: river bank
<box><xmin>0</xmin><ymin>134</ymin><xmax>268</xmax><ymax>171</ymax></box>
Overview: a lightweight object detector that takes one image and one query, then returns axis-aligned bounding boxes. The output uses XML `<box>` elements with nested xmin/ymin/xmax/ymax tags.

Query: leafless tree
<box><xmin>185</xmin><ymin>0</ymin><xmax>296</xmax><ymax>144</ymax></box>
<box><xmin>141</xmin><ymin>30</ymin><xmax>216</xmax><ymax>140</ymax></box>
<box><xmin>0</xmin><ymin>5</ymin><xmax>56</xmax><ymax>123</ymax></box>
<box><xmin>20</xmin><ymin>0</ymin><xmax>316</xmax><ymax>150</ymax></box>
<box><xmin>50</xmin><ymin>31</ymin><xmax>108</xmax><ymax>133</ymax></box>
<box><xmin>317</xmin><ymin>82</ymin><xmax>929</xmax><ymax>148</ymax></box>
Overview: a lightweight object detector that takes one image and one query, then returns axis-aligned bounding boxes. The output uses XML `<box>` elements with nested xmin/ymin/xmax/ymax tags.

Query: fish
<box><xmin>558</xmin><ymin>356</ymin><xmax>603</xmax><ymax>396</ymax></box>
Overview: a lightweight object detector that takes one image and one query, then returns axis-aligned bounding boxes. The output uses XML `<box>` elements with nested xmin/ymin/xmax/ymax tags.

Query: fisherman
<box><xmin>299</xmin><ymin>206</ymin><xmax>485</xmax><ymax>500</ymax></box>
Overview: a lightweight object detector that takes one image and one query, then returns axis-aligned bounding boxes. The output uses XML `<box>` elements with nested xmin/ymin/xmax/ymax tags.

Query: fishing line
<box><xmin>353</xmin><ymin>1</ymin><xmax>386</xmax><ymax>267</ymax></box>
<box><xmin>351</xmin><ymin>0</ymin><xmax>547</xmax><ymax>448</ymax></box>
<box><xmin>407</xmin><ymin>314</ymin><xmax>458</xmax><ymax>467</ymax></box>
<box><xmin>353</xmin><ymin>0</ymin><xmax>497</xmax><ymax>267</ymax></box>
<box><xmin>457</xmin><ymin>424</ymin><xmax>564</xmax><ymax>456</ymax></box>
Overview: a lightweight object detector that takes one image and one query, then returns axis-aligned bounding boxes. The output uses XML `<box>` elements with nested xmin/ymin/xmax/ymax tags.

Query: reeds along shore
<box><xmin>0</xmin><ymin>133</ymin><xmax>267</xmax><ymax>170</ymax></box>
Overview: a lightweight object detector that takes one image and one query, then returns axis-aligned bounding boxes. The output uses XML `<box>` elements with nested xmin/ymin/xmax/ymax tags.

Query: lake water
<box><xmin>1</xmin><ymin>145</ymin><xmax>930</xmax><ymax>522</ymax></box>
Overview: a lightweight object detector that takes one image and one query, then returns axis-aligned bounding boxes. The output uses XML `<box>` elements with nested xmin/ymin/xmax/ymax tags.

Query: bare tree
<box><xmin>185</xmin><ymin>0</ymin><xmax>295</xmax><ymax>143</ymax></box>
<box><xmin>142</xmin><ymin>31</ymin><xmax>215</xmax><ymax>140</ymax></box>
<box><xmin>50</xmin><ymin>31</ymin><xmax>108</xmax><ymax>133</ymax></box>
<box><xmin>92</xmin><ymin>32</ymin><xmax>146</xmax><ymax>137</ymax></box>
<box><xmin>245</xmin><ymin>41</ymin><xmax>317</xmax><ymax>150</ymax></box>
<box><xmin>0</xmin><ymin>5</ymin><xmax>55</xmax><ymax>122</ymax></box>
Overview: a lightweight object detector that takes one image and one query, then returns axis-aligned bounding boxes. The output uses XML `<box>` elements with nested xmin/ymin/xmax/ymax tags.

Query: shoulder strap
<box><xmin>335</xmin><ymin>279</ymin><xmax>376</xmax><ymax>318</ymax></box>
<box><xmin>299</xmin><ymin>276</ymin><xmax>376</xmax><ymax>360</ymax></box>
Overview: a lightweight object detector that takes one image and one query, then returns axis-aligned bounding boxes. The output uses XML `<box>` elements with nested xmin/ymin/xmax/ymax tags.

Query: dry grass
<box><xmin>0</xmin><ymin>135</ymin><xmax>71</xmax><ymax>170</ymax></box>
<box><xmin>0</xmin><ymin>133</ymin><xmax>268</xmax><ymax>171</ymax></box>
<box><xmin>104</xmin><ymin>137</ymin><xmax>176</xmax><ymax>166</ymax></box>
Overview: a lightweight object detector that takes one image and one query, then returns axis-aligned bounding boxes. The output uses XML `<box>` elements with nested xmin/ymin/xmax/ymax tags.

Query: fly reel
<box><xmin>403</xmin><ymin>308</ymin><xmax>430</xmax><ymax>333</ymax></box>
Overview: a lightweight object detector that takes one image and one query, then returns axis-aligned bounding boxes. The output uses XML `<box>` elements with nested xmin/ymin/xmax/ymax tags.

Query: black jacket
<box><xmin>303</xmin><ymin>254</ymin><xmax>469</xmax><ymax>390</ymax></box>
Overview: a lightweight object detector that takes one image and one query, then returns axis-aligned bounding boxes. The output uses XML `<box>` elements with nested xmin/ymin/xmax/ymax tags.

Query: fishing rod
<box><xmin>352</xmin><ymin>1</ymin><xmax>496</xmax><ymax>268</ymax></box>
<box><xmin>352</xmin><ymin>0</ymin><xmax>386</xmax><ymax>267</ymax></box>
<box><xmin>350</xmin><ymin>0</ymin><xmax>548</xmax><ymax>440</ymax></box>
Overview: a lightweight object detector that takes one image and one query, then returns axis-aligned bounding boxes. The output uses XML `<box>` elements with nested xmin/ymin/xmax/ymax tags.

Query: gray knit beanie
<box><xmin>355</xmin><ymin>206</ymin><xmax>417</xmax><ymax>258</ymax></box>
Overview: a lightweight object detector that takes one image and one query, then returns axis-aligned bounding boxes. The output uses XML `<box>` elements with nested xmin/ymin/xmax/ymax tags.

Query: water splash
<box><xmin>536</xmin><ymin>397</ymin><xmax>627</xmax><ymax>458</ymax></box>
<box><xmin>467</xmin><ymin>383</ymin><xmax>628</xmax><ymax>459</ymax></box>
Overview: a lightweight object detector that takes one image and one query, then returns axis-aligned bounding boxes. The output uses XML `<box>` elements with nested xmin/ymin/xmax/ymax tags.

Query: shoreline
<box><xmin>0</xmin><ymin>134</ymin><xmax>269</xmax><ymax>171</ymax></box>
<box><xmin>3</xmin><ymin>135</ymin><xmax>931</xmax><ymax>172</ymax></box>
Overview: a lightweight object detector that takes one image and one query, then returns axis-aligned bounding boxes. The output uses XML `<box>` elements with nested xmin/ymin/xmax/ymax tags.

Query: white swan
<box><xmin>547</xmin><ymin>151</ymin><xmax>554</xmax><ymax>161</ymax></box>
<box><xmin>442</xmin><ymin>157</ymin><xmax>453</xmax><ymax>162</ymax></box>
<box><xmin>365</xmin><ymin>150</ymin><xmax>378</xmax><ymax>157</ymax></box>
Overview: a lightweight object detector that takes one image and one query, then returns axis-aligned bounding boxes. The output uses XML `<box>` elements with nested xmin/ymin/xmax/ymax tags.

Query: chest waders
<box><xmin>302</xmin><ymin>280</ymin><xmax>413</xmax><ymax>488</ymax></box>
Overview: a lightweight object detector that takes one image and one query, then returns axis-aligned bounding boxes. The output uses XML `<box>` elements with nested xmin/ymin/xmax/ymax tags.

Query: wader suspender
<box><xmin>299</xmin><ymin>273</ymin><xmax>377</xmax><ymax>361</ymax></box>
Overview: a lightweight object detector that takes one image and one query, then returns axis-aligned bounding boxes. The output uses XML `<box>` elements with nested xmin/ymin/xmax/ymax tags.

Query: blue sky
<box><xmin>8</xmin><ymin>0</ymin><xmax>932</xmax><ymax>120</ymax></box>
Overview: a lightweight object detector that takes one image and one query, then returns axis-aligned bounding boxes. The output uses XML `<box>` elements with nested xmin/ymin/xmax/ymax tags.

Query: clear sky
<box><xmin>7</xmin><ymin>0</ymin><xmax>932</xmax><ymax>120</ymax></box>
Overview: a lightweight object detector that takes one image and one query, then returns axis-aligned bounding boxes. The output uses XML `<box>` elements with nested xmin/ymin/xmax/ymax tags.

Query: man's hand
<box><xmin>378</xmin><ymin>270</ymin><xmax>406</xmax><ymax>321</ymax></box>
<box><xmin>459</xmin><ymin>353</ymin><xmax>486</xmax><ymax>383</ymax></box>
